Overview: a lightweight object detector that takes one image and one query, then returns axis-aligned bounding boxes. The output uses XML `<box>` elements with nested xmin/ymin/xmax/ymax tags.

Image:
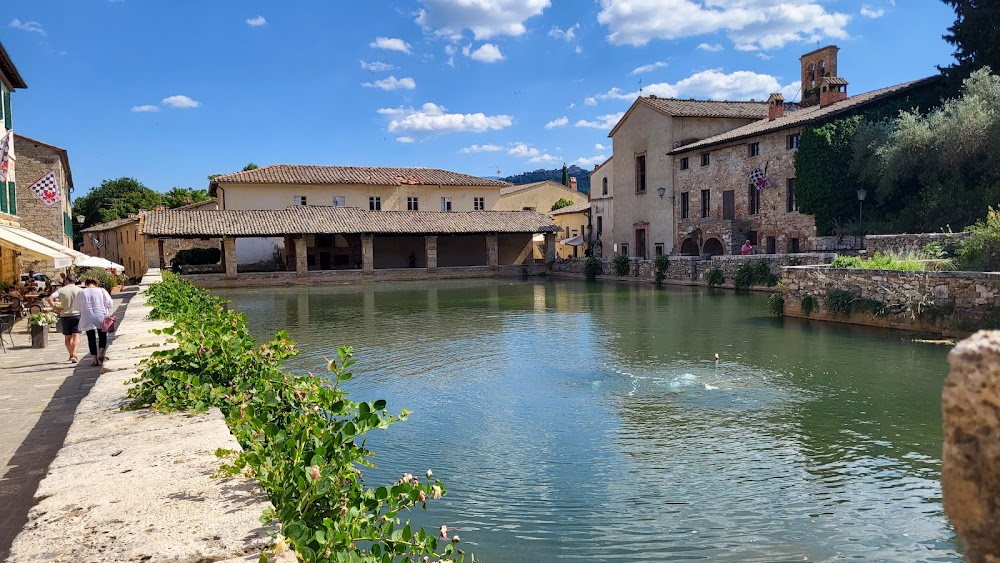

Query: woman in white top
<box><xmin>78</xmin><ymin>278</ymin><xmax>113</xmax><ymax>365</ymax></box>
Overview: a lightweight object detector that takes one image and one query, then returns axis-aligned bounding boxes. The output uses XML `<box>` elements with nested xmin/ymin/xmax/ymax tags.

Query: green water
<box><xmin>219</xmin><ymin>279</ymin><xmax>959</xmax><ymax>562</ymax></box>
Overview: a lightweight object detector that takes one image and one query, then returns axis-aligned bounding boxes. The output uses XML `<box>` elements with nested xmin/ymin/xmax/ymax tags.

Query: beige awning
<box><xmin>0</xmin><ymin>226</ymin><xmax>73</xmax><ymax>269</ymax></box>
<box><xmin>560</xmin><ymin>234</ymin><xmax>584</xmax><ymax>246</ymax></box>
<box><xmin>0</xmin><ymin>225</ymin><xmax>85</xmax><ymax>260</ymax></box>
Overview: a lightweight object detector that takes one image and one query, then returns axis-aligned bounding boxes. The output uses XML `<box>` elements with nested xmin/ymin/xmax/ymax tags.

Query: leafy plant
<box><xmin>734</xmin><ymin>260</ymin><xmax>778</xmax><ymax>289</ymax></box>
<box><xmin>27</xmin><ymin>312</ymin><xmax>56</xmax><ymax>329</ymax></box>
<box><xmin>172</xmin><ymin>247</ymin><xmax>222</xmax><ymax>267</ymax></box>
<box><xmin>801</xmin><ymin>295</ymin><xmax>818</xmax><ymax>315</ymax></box>
<box><xmin>786</xmin><ymin>256</ymin><xmax>802</xmax><ymax>266</ymax></box>
<box><xmin>612</xmin><ymin>254</ymin><xmax>630</xmax><ymax>277</ymax></box>
<box><xmin>766</xmin><ymin>292</ymin><xmax>784</xmax><ymax>317</ymax></box>
<box><xmin>127</xmin><ymin>275</ymin><xmax>467</xmax><ymax>562</ymax></box>
<box><xmin>830</xmin><ymin>252</ymin><xmax>926</xmax><ymax>271</ymax></box>
<box><xmin>653</xmin><ymin>255</ymin><xmax>669</xmax><ymax>285</ymax></box>
<box><xmin>78</xmin><ymin>267</ymin><xmax>118</xmax><ymax>292</ymax></box>
<box><xmin>551</xmin><ymin>198</ymin><xmax>575</xmax><ymax>211</ymax></box>
<box><xmin>705</xmin><ymin>267</ymin><xmax>724</xmax><ymax>287</ymax></box>
<box><xmin>824</xmin><ymin>288</ymin><xmax>856</xmax><ymax>316</ymax></box>
<box><xmin>957</xmin><ymin>206</ymin><xmax>1000</xmax><ymax>271</ymax></box>
<box><xmin>583</xmin><ymin>256</ymin><xmax>602</xmax><ymax>281</ymax></box>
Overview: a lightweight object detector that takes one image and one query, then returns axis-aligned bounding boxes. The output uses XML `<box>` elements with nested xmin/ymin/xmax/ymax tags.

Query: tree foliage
<box><xmin>551</xmin><ymin>198</ymin><xmax>575</xmax><ymax>211</ymax></box>
<box><xmin>72</xmin><ymin>177</ymin><xmax>161</xmax><ymax>239</ymax></box>
<box><xmin>940</xmin><ymin>0</ymin><xmax>1000</xmax><ymax>86</ymax></box>
<box><xmin>161</xmin><ymin>187</ymin><xmax>211</xmax><ymax>208</ymax></box>
<box><xmin>561</xmin><ymin>163</ymin><xmax>569</xmax><ymax>186</ymax></box>
<box><xmin>795</xmin><ymin>116</ymin><xmax>864</xmax><ymax>234</ymax></box>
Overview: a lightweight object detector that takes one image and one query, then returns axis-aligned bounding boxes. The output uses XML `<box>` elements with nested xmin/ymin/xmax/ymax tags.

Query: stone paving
<box><xmin>0</xmin><ymin>288</ymin><xmax>134</xmax><ymax>562</ymax></box>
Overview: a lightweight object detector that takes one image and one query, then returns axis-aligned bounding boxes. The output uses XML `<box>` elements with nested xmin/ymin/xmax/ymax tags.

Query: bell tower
<box><xmin>799</xmin><ymin>45</ymin><xmax>839</xmax><ymax>107</ymax></box>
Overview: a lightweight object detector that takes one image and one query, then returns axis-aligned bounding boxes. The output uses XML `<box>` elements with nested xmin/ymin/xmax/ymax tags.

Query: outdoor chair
<box><xmin>1</xmin><ymin>297</ymin><xmax>25</xmax><ymax>318</ymax></box>
<box><xmin>0</xmin><ymin>313</ymin><xmax>14</xmax><ymax>352</ymax></box>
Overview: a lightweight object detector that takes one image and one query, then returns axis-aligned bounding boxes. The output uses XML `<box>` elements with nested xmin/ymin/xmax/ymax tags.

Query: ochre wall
<box><xmin>494</xmin><ymin>181</ymin><xmax>586</xmax><ymax>212</ymax></box>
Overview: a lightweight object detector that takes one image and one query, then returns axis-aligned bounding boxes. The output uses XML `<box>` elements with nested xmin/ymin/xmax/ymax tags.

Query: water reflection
<box><xmin>219</xmin><ymin>279</ymin><xmax>959</xmax><ymax>562</ymax></box>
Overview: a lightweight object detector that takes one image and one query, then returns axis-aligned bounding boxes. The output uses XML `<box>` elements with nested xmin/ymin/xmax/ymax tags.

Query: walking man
<box><xmin>44</xmin><ymin>275</ymin><xmax>83</xmax><ymax>362</ymax></box>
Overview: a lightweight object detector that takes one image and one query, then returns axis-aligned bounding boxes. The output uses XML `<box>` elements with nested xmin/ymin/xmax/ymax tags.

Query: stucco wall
<box><xmin>14</xmin><ymin>137</ymin><xmax>73</xmax><ymax>247</ymax></box>
<box><xmin>81</xmin><ymin>220</ymin><xmax>148</xmax><ymax>279</ymax></box>
<box><xmin>864</xmin><ymin>232</ymin><xmax>970</xmax><ymax>257</ymax></box>
<box><xmin>553</xmin><ymin>210</ymin><xmax>589</xmax><ymax>259</ymax></box>
<box><xmin>498</xmin><ymin>234</ymin><xmax>532</xmax><ymax>265</ymax></box>
<box><xmin>781</xmin><ymin>265</ymin><xmax>1000</xmax><ymax>334</ymax></box>
<box><xmin>218</xmin><ymin>183</ymin><xmax>501</xmax><ymax>212</ymax></box>
<box><xmin>494</xmin><ymin>181</ymin><xmax>585</xmax><ymax>212</ymax></box>
<box><xmin>589</xmin><ymin>158</ymin><xmax>614</xmax><ymax>259</ymax></box>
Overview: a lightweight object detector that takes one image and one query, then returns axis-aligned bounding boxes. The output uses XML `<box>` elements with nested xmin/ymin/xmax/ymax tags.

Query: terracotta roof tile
<box><xmin>670</xmin><ymin>76</ymin><xmax>940</xmax><ymax>154</ymax></box>
<box><xmin>642</xmin><ymin>97</ymin><xmax>774</xmax><ymax>119</ymax></box>
<box><xmin>212</xmin><ymin>165</ymin><xmax>511</xmax><ymax>187</ymax></box>
<box><xmin>81</xmin><ymin>217</ymin><xmax>138</xmax><ymax>233</ymax></box>
<box><xmin>551</xmin><ymin>202</ymin><xmax>591</xmax><ymax>216</ymax></box>
<box><xmin>142</xmin><ymin>206</ymin><xmax>559</xmax><ymax>237</ymax></box>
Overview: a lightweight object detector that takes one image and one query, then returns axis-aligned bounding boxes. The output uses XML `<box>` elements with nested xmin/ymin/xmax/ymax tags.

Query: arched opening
<box><xmin>602</xmin><ymin>177</ymin><xmax>608</xmax><ymax>195</ymax></box>
<box><xmin>680</xmin><ymin>238</ymin><xmax>699</xmax><ymax>256</ymax></box>
<box><xmin>702</xmin><ymin>238</ymin><xmax>725</xmax><ymax>257</ymax></box>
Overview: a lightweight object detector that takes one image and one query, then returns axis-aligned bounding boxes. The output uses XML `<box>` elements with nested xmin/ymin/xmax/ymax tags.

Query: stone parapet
<box><xmin>180</xmin><ymin>264</ymin><xmax>547</xmax><ymax>288</ymax></box>
<box><xmin>864</xmin><ymin>232</ymin><xmax>970</xmax><ymax>257</ymax></box>
<box><xmin>7</xmin><ymin>269</ymin><xmax>275</xmax><ymax>562</ymax></box>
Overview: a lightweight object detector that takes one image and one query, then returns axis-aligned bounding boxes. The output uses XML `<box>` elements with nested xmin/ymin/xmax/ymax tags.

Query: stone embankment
<box><xmin>7</xmin><ymin>269</ymin><xmax>274</xmax><ymax>563</ymax></box>
<box><xmin>865</xmin><ymin>232</ymin><xmax>970</xmax><ymax>256</ymax></box>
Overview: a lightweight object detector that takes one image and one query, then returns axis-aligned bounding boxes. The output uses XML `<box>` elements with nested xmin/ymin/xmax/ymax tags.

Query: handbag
<box><xmin>101</xmin><ymin>315</ymin><xmax>117</xmax><ymax>332</ymax></box>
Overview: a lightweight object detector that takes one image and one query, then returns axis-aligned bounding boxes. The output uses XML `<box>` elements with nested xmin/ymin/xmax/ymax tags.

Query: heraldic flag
<box><xmin>0</xmin><ymin>131</ymin><xmax>9</xmax><ymax>183</ymax></box>
<box><xmin>747</xmin><ymin>167</ymin><xmax>771</xmax><ymax>192</ymax></box>
<box><xmin>28</xmin><ymin>170</ymin><xmax>61</xmax><ymax>208</ymax></box>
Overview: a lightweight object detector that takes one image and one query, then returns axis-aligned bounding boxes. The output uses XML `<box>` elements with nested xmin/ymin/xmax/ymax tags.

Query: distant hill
<box><xmin>500</xmin><ymin>165</ymin><xmax>591</xmax><ymax>194</ymax></box>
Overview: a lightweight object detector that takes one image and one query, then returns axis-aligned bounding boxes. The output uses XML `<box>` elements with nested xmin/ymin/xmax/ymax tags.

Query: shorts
<box><xmin>61</xmin><ymin>315</ymin><xmax>81</xmax><ymax>335</ymax></box>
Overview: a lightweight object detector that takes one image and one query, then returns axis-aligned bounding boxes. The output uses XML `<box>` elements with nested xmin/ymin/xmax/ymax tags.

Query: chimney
<box><xmin>767</xmin><ymin>93</ymin><xmax>785</xmax><ymax>120</ymax></box>
<box><xmin>819</xmin><ymin>76</ymin><xmax>848</xmax><ymax>108</ymax></box>
<box><xmin>569</xmin><ymin>177</ymin><xmax>579</xmax><ymax>192</ymax></box>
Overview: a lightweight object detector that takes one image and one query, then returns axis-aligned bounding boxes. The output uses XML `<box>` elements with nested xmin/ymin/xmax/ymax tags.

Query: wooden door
<box><xmin>723</xmin><ymin>190</ymin><xmax>735</xmax><ymax>220</ymax></box>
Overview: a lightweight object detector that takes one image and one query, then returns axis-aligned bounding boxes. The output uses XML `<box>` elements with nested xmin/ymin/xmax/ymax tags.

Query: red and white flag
<box><xmin>0</xmin><ymin>132</ymin><xmax>9</xmax><ymax>183</ymax></box>
<box><xmin>747</xmin><ymin>167</ymin><xmax>771</xmax><ymax>192</ymax></box>
<box><xmin>28</xmin><ymin>170</ymin><xmax>60</xmax><ymax>207</ymax></box>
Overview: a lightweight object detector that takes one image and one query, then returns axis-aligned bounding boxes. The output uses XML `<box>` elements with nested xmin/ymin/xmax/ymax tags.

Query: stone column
<box><xmin>294</xmin><ymin>237</ymin><xmax>308</xmax><ymax>277</ymax></box>
<box><xmin>223</xmin><ymin>237</ymin><xmax>237</xmax><ymax>280</ymax></box>
<box><xmin>362</xmin><ymin>234</ymin><xmax>374</xmax><ymax>274</ymax></box>
<box><xmin>486</xmin><ymin>234</ymin><xmax>499</xmax><ymax>269</ymax></box>
<box><xmin>425</xmin><ymin>236</ymin><xmax>438</xmax><ymax>272</ymax></box>
<box><xmin>544</xmin><ymin>233</ymin><xmax>556</xmax><ymax>262</ymax></box>
<box><xmin>942</xmin><ymin>331</ymin><xmax>1000</xmax><ymax>562</ymax></box>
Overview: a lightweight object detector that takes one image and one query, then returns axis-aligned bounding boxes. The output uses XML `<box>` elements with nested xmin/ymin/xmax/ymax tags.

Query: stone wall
<box><xmin>813</xmin><ymin>235</ymin><xmax>865</xmax><ymax>252</ymax></box>
<box><xmin>781</xmin><ymin>265</ymin><xmax>1000</xmax><ymax>334</ymax></box>
<box><xmin>864</xmin><ymin>232</ymin><xmax>970</xmax><ymax>257</ymax></box>
<box><xmin>14</xmin><ymin>137</ymin><xmax>72</xmax><ymax>248</ymax></box>
<box><xmin>183</xmin><ymin>264</ymin><xmax>547</xmax><ymax>288</ymax></box>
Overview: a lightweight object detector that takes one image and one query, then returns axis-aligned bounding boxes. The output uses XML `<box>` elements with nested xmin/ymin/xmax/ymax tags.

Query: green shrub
<box><xmin>786</xmin><ymin>256</ymin><xmax>802</xmax><ymax>266</ymax></box>
<box><xmin>824</xmin><ymin>288</ymin><xmax>855</xmax><ymax>316</ymax></box>
<box><xmin>734</xmin><ymin>259</ymin><xmax>778</xmax><ymax>289</ymax></box>
<box><xmin>584</xmin><ymin>256</ymin><xmax>602</xmax><ymax>281</ymax></box>
<box><xmin>612</xmin><ymin>254</ymin><xmax>630</xmax><ymax>276</ymax></box>
<box><xmin>767</xmin><ymin>292</ymin><xmax>784</xmax><ymax>317</ymax></box>
<box><xmin>830</xmin><ymin>252</ymin><xmax>924</xmax><ymax>271</ymax></box>
<box><xmin>172</xmin><ymin>247</ymin><xmax>222</xmax><ymax>267</ymax></box>
<box><xmin>958</xmin><ymin>206</ymin><xmax>1000</xmax><ymax>271</ymax></box>
<box><xmin>78</xmin><ymin>267</ymin><xmax>118</xmax><ymax>292</ymax></box>
<box><xmin>801</xmin><ymin>295</ymin><xmax>818</xmax><ymax>315</ymax></box>
<box><xmin>128</xmin><ymin>274</ymin><xmax>465</xmax><ymax>562</ymax></box>
<box><xmin>705</xmin><ymin>267</ymin><xmax>724</xmax><ymax>287</ymax></box>
<box><xmin>853</xmin><ymin>297</ymin><xmax>888</xmax><ymax>316</ymax></box>
<box><xmin>653</xmin><ymin>255</ymin><xmax>669</xmax><ymax>285</ymax></box>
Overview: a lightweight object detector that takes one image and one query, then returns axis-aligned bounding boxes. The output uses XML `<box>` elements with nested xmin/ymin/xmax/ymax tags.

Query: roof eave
<box><xmin>0</xmin><ymin>43</ymin><xmax>27</xmax><ymax>90</ymax></box>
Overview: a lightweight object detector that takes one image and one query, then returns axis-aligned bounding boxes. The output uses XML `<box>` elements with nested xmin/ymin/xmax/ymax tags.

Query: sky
<box><xmin>4</xmin><ymin>0</ymin><xmax>957</xmax><ymax>199</ymax></box>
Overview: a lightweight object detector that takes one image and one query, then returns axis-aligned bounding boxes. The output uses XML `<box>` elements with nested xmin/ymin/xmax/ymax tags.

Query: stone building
<box><xmin>0</xmin><ymin>41</ymin><xmax>26</xmax><ymax>284</ymax></box>
<box><xmin>670</xmin><ymin>76</ymin><xmax>939</xmax><ymax>256</ymax></box>
<box><xmin>551</xmin><ymin>201</ymin><xmax>591</xmax><ymax>259</ymax></box>
<box><xmin>14</xmin><ymin>134</ymin><xmax>74</xmax><ymax>248</ymax></box>
<box><xmin>589</xmin><ymin>157</ymin><xmax>613</xmax><ymax>258</ymax></box>
<box><xmin>607</xmin><ymin>96</ymin><xmax>773</xmax><ymax>259</ymax></box>
<box><xmin>494</xmin><ymin>179</ymin><xmax>586</xmax><ymax>213</ymax></box>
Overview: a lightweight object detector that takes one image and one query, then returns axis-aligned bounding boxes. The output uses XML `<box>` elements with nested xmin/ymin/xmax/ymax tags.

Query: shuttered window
<box><xmin>7</xmin><ymin>182</ymin><xmax>15</xmax><ymax>215</ymax></box>
<box><xmin>0</xmin><ymin>181</ymin><xmax>7</xmax><ymax>214</ymax></box>
<box><xmin>3</xmin><ymin>91</ymin><xmax>11</xmax><ymax>130</ymax></box>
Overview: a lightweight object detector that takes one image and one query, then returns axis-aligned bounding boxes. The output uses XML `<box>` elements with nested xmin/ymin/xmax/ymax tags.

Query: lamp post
<box><xmin>857</xmin><ymin>188</ymin><xmax>866</xmax><ymax>224</ymax></box>
<box><xmin>656</xmin><ymin>186</ymin><xmax>666</xmax><ymax>199</ymax></box>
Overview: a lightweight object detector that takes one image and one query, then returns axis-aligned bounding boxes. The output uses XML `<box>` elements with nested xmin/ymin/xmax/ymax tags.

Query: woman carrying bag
<box><xmin>78</xmin><ymin>278</ymin><xmax>114</xmax><ymax>366</ymax></box>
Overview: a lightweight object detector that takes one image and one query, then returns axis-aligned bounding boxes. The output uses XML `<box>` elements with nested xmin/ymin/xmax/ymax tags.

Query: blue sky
<box><xmin>4</xmin><ymin>0</ymin><xmax>956</xmax><ymax>198</ymax></box>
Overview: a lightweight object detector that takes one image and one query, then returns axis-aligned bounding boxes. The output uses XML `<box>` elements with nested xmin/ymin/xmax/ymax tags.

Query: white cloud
<box><xmin>575</xmin><ymin>112</ymin><xmax>625</xmax><ymax>130</ymax></box>
<box><xmin>596</xmin><ymin>0</ymin><xmax>850</xmax><ymax>51</ymax></box>
<box><xmin>697</xmin><ymin>43</ymin><xmax>723</xmax><ymax>52</ymax></box>
<box><xmin>549</xmin><ymin>23</ymin><xmax>580</xmax><ymax>41</ymax></box>
<box><xmin>575</xmin><ymin>154</ymin><xmax>608</xmax><ymax>166</ymax></box>
<box><xmin>545</xmin><ymin>116</ymin><xmax>569</xmax><ymax>129</ymax></box>
<box><xmin>370</xmin><ymin>37</ymin><xmax>412</xmax><ymax>54</ymax></box>
<box><xmin>568</xmin><ymin>102</ymin><xmax>576</xmax><ymax>109</ymax></box>
<box><xmin>508</xmin><ymin>143</ymin><xmax>540</xmax><ymax>158</ymax></box>
<box><xmin>631</xmin><ymin>61</ymin><xmax>667</xmax><ymax>74</ymax></box>
<box><xmin>396</xmin><ymin>136</ymin><xmax>416</xmax><ymax>143</ymax></box>
<box><xmin>462</xmin><ymin>43</ymin><xmax>505</xmax><ymax>63</ymax></box>
<box><xmin>860</xmin><ymin>6</ymin><xmax>885</xmax><ymax>18</ymax></box>
<box><xmin>161</xmin><ymin>95</ymin><xmax>200</xmax><ymax>109</ymax></box>
<box><xmin>246</xmin><ymin>15</ymin><xmax>267</xmax><ymax>27</ymax></box>
<box><xmin>595</xmin><ymin>143</ymin><xmax>607</xmax><ymax>150</ymax></box>
<box><xmin>459</xmin><ymin>144</ymin><xmax>504</xmax><ymax>153</ymax></box>
<box><xmin>363</xmin><ymin>76</ymin><xmax>417</xmax><ymax>90</ymax></box>
<box><xmin>575</xmin><ymin>45</ymin><xmax>583</xmax><ymax>54</ymax></box>
<box><xmin>594</xmin><ymin>69</ymin><xmax>799</xmax><ymax>102</ymax></box>
<box><xmin>415</xmin><ymin>0</ymin><xmax>551</xmax><ymax>40</ymax></box>
<box><xmin>584</xmin><ymin>97</ymin><xmax>597</xmax><ymax>106</ymax></box>
<box><xmin>529</xmin><ymin>153</ymin><xmax>559</xmax><ymax>163</ymax></box>
<box><xmin>131</xmin><ymin>105</ymin><xmax>160</xmax><ymax>113</ymax></box>
<box><xmin>9</xmin><ymin>18</ymin><xmax>45</xmax><ymax>35</ymax></box>
<box><xmin>361</xmin><ymin>60</ymin><xmax>396</xmax><ymax>72</ymax></box>
<box><xmin>381</xmin><ymin>102</ymin><xmax>513</xmax><ymax>136</ymax></box>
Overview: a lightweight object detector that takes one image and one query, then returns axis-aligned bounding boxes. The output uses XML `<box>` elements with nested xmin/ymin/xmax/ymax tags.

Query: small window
<box><xmin>523</xmin><ymin>206</ymin><xmax>535</xmax><ymax>211</ymax></box>
<box><xmin>294</xmin><ymin>195</ymin><xmax>307</xmax><ymax>206</ymax></box>
<box><xmin>654</xmin><ymin>243</ymin><xmax>664</xmax><ymax>256</ymax></box>
<box><xmin>766</xmin><ymin>236</ymin><xmax>776</xmax><ymax>254</ymax></box>
<box><xmin>620</xmin><ymin>243</ymin><xmax>629</xmax><ymax>257</ymax></box>
<box><xmin>787</xmin><ymin>133</ymin><xmax>800</xmax><ymax>150</ymax></box>
<box><xmin>680</xmin><ymin>157</ymin><xmax>689</xmax><ymax>170</ymax></box>
<box><xmin>635</xmin><ymin>155</ymin><xmax>647</xmax><ymax>193</ymax></box>
<box><xmin>788</xmin><ymin>238</ymin><xmax>800</xmax><ymax>253</ymax></box>
<box><xmin>369</xmin><ymin>196</ymin><xmax>381</xmax><ymax>211</ymax></box>
<box><xmin>596</xmin><ymin>215</ymin><xmax>603</xmax><ymax>237</ymax></box>
<box><xmin>748</xmin><ymin>183</ymin><xmax>760</xmax><ymax>215</ymax></box>
<box><xmin>440</xmin><ymin>197</ymin><xmax>452</xmax><ymax>211</ymax></box>
<box><xmin>701</xmin><ymin>189</ymin><xmax>710</xmax><ymax>218</ymax></box>
<box><xmin>701</xmin><ymin>153</ymin><xmax>710</xmax><ymax>166</ymax></box>
<box><xmin>474</xmin><ymin>197</ymin><xmax>485</xmax><ymax>211</ymax></box>
<box><xmin>681</xmin><ymin>192</ymin><xmax>689</xmax><ymax>219</ymax></box>
<box><xmin>332</xmin><ymin>196</ymin><xmax>345</xmax><ymax>207</ymax></box>
<box><xmin>748</xmin><ymin>142</ymin><xmax>760</xmax><ymax>157</ymax></box>
<box><xmin>786</xmin><ymin>178</ymin><xmax>797</xmax><ymax>213</ymax></box>
<box><xmin>602</xmin><ymin>177</ymin><xmax>608</xmax><ymax>195</ymax></box>
<box><xmin>407</xmin><ymin>197</ymin><xmax>419</xmax><ymax>211</ymax></box>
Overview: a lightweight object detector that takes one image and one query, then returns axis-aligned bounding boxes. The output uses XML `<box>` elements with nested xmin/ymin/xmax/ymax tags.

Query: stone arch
<box><xmin>680</xmin><ymin>238</ymin><xmax>699</xmax><ymax>256</ymax></box>
<box><xmin>702</xmin><ymin>238</ymin><xmax>725</xmax><ymax>257</ymax></box>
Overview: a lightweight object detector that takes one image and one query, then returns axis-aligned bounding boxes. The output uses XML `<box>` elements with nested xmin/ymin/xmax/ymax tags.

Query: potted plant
<box><xmin>28</xmin><ymin>312</ymin><xmax>56</xmax><ymax>348</ymax></box>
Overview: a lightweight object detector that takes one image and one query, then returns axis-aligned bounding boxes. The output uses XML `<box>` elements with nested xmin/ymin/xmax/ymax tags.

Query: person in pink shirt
<box><xmin>741</xmin><ymin>240</ymin><xmax>754</xmax><ymax>255</ymax></box>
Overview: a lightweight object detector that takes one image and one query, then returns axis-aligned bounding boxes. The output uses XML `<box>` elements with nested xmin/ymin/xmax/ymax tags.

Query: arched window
<box><xmin>818</xmin><ymin>60</ymin><xmax>826</xmax><ymax>77</ymax></box>
<box><xmin>602</xmin><ymin>177</ymin><xmax>608</xmax><ymax>195</ymax></box>
<box><xmin>807</xmin><ymin>63</ymin><xmax>815</xmax><ymax>85</ymax></box>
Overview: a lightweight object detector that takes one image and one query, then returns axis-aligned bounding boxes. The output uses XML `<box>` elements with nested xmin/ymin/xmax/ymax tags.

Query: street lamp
<box><xmin>857</xmin><ymin>188</ymin><xmax>867</xmax><ymax>223</ymax></box>
<box><xmin>656</xmin><ymin>186</ymin><xmax>666</xmax><ymax>199</ymax></box>
<box><xmin>76</xmin><ymin>214</ymin><xmax>85</xmax><ymax>224</ymax></box>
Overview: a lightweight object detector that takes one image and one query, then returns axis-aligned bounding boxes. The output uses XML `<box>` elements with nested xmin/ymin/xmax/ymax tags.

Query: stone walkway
<box><xmin>0</xmin><ymin>288</ymin><xmax>134</xmax><ymax>562</ymax></box>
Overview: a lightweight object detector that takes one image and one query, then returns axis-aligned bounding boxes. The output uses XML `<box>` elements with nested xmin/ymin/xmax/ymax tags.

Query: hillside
<box><xmin>500</xmin><ymin>165</ymin><xmax>591</xmax><ymax>194</ymax></box>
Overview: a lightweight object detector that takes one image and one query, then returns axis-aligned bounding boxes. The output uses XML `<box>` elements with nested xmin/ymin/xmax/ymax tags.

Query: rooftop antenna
<box><xmin>495</xmin><ymin>164</ymin><xmax>502</xmax><ymax>177</ymax></box>
<box><xmin>638</xmin><ymin>77</ymin><xmax>643</xmax><ymax>94</ymax></box>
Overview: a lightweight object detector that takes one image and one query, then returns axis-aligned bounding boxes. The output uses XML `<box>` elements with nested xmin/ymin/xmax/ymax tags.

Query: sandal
<box><xmin>91</xmin><ymin>359</ymin><xmax>99</xmax><ymax>366</ymax></box>
<box><xmin>69</xmin><ymin>356</ymin><xmax>78</xmax><ymax>363</ymax></box>
<box><xmin>98</xmin><ymin>356</ymin><xmax>105</xmax><ymax>364</ymax></box>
